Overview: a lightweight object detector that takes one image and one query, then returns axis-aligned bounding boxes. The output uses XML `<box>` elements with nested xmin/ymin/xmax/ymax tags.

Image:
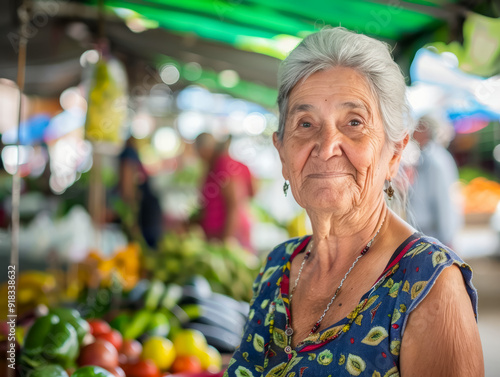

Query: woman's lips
<box><xmin>306</xmin><ymin>172</ymin><xmax>351</xmax><ymax>178</ymax></box>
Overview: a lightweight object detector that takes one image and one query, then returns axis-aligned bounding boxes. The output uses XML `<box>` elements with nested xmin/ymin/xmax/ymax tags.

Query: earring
<box><xmin>384</xmin><ymin>179</ymin><xmax>394</xmax><ymax>200</ymax></box>
<box><xmin>283</xmin><ymin>181</ymin><xmax>290</xmax><ymax>197</ymax></box>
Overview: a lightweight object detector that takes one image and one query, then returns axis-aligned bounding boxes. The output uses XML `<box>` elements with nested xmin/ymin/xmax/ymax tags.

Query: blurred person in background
<box><xmin>225</xmin><ymin>27</ymin><xmax>482</xmax><ymax>377</ymax></box>
<box><xmin>195</xmin><ymin>133</ymin><xmax>255</xmax><ymax>252</ymax></box>
<box><xmin>118</xmin><ymin>137</ymin><xmax>163</xmax><ymax>248</ymax></box>
<box><xmin>408</xmin><ymin>115</ymin><xmax>463</xmax><ymax>247</ymax></box>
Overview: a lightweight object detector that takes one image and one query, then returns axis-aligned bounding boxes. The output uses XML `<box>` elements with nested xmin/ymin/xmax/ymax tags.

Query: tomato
<box><xmin>77</xmin><ymin>339</ymin><xmax>119</xmax><ymax>369</ymax></box>
<box><xmin>87</xmin><ymin>319</ymin><xmax>111</xmax><ymax>337</ymax></box>
<box><xmin>121</xmin><ymin>359</ymin><xmax>160</xmax><ymax>377</ymax></box>
<box><xmin>103</xmin><ymin>365</ymin><xmax>125</xmax><ymax>377</ymax></box>
<box><xmin>119</xmin><ymin>339</ymin><xmax>142</xmax><ymax>363</ymax></box>
<box><xmin>170</xmin><ymin>355</ymin><xmax>203</xmax><ymax>374</ymax></box>
<box><xmin>118</xmin><ymin>353</ymin><xmax>128</xmax><ymax>366</ymax></box>
<box><xmin>96</xmin><ymin>329</ymin><xmax>123</xmax><ymax>351</ymax></box>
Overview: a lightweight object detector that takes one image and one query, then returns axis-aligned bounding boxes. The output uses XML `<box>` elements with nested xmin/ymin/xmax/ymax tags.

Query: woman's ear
<box><xmin>388</xmin><ymin>134</ymin><xmax>410</xmax><ymax>178</ymax></box>
<box><xmin>273</xmin><ymin>132</ymin><xmax>283</xmax><ymax>161</ymax></box>
<box><xmin>273</xmin><ymin>132</ymin><xmax>289</xmax><ymax>181</ymax></box>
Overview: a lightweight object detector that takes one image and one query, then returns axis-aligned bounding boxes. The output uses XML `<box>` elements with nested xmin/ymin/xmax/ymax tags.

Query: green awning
<box><xmin>75</xmin><ymin>0</ymin><xmax>466</xmax><ymax>107</ymax></box>
<box><xmin>87</xmin><ymin>0</ymin><xmax>460</xmax><ymax>59</ymax></box>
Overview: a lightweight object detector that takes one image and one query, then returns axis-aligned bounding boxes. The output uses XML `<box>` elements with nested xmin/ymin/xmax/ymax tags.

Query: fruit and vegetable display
<box><xmin>1</xmin><ymin>230</ymin><xmax>263</xmax><ymax>375</ymax></box>
<box><xmin>143</xmin><ymin>231</ymin><xmax>259</xmax><ymax>302</ymax></box>
<box><xmin>6</xmin><ymin>273</ymin><xmax>250</xmax><ymax>375</ymax></box>
<box><xmin>85</xmin><ymin>59</ymin><xmax>127</xmax><ymax>144</ymax></box>
<box><xmin>461</xmin><ymin>177</ymin><xmax>500</xmax><ymax>214</ymax></box>
<box><xmin>79</xmin><ymin>243</ymin><xmax>142</xmax><ymax>292</ymax></box>
<box><xmin>0</xmin><ymin>271</ymin><xmax>58</xmax><ymax>320</ymax></box>
<box><xmin>96</xmin><ymin>275</ymin><xmax>249</xmax><ymax>354</ymax></box>
<box><xmin>13</xmin><ymin>303</ymin><xmax>225</xmax><ymax>376</ymax></box>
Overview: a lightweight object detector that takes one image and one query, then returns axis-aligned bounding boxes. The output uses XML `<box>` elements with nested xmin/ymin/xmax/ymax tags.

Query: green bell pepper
<box><xmin>50</xmin><ymin>307</ymin><xmax>90</xmax><ymax>345</ymax></box>
<box><xmin>23</xmin><ymin>314</ymin><xmax>60</xmax><ymax>357</ymax></box>
<box><xmin>28</xmin><ymin>364</ymin><xmax>69</xmax><ymax>377</ymax></box>
<box><xmin>123</xmin><ymin>309</ymin><xmax>152</xmax><ymax>339</ymax></box>
<box><xmin>72</xmin><ymin>366</ymin><xmax>115</xmax><ymax>377</ymax></box>
<box><xmin>23</xmin><ymin>314</ymin><xmax>79</xmax><ymax>369</ymax></box>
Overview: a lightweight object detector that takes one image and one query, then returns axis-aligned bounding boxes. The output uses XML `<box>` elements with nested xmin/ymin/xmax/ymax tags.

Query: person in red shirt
<box><xmin>195</xmin><ymin>133</ymin><xmax>255</xmax><ymax>252</ymax></box>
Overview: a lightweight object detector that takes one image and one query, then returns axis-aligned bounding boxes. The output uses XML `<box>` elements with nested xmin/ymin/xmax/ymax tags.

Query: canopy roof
<box><xmin>92</xmin><ymin>0</ymin><xmax>463</xmax><ymax>59</ymax></box>
<box><xmin>0</xmin><ymin>0</ymin><xmax>471</xmax><ymax>102</ymax></box>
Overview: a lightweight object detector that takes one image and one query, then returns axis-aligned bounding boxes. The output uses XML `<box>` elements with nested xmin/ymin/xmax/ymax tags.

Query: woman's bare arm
<box><xmin>400</xmin><ymin>264</ymin><xmax>484</xmax><ymax>377</ymax></box>
<box><xmin>221</xmin><ymin>177</ymin><xmax>238</xmax><ymax>242</ymax></box>
<box><xmin>120</xmin><ymin>160</ymin><xmax>137</xmax><ymax>204</ymax></box>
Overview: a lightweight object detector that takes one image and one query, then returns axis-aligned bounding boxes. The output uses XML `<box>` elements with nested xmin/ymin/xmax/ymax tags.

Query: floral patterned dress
<box><xmin>224</xmin><ymin>233</ymin><xmax>478</xmax><ymax>377</ymax></box>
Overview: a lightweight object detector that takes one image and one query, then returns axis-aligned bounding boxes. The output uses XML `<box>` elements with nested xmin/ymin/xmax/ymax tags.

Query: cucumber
<box><xmin>184</xmin><ymin>323</ymin><xmax>242</xmax><ymax>353</ymax></box>
<box><xmin>144</xmin><ymin>280</ymin><xmax>166</xmax><ymax>311</ymax></box>
<box><xmin>181</xmin><ymin>304</ymin><xmax>244</xmax><ymax>335</ymax></box>
<box><xmin>160</xmin><ymin>283</ymin><xmax>183</xmax><ymax>310</ymax></box>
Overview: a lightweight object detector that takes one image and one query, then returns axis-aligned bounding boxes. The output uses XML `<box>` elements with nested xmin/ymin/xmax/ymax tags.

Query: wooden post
<box><xmin>88</xmin><ymin>150</ymin><xmax>105</xmax><ymax>248</ymax></box>
<box><xmin>9</xmin><ymin>2</ymin><xmax>29</xmax><ymax>376</ymax></box>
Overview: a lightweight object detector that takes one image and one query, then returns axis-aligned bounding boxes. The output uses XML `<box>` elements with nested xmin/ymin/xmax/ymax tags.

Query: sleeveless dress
<box><xmin>224</xmin><ymin>233</ymin><xmax>478</xmax><ymax>377</ymax></box>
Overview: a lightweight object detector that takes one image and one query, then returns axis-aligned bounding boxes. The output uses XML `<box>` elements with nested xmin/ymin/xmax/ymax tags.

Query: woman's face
<box><xmin>274</xmin><ymin>66</ymin><xmax>405</xmax><ymax>216</ymax></box>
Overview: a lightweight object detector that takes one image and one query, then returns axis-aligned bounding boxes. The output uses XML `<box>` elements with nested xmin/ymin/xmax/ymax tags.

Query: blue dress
<box><xmin>224</xmin><ymin>233</ymin><xmax>477</xmax><ymax>377</ymax></box>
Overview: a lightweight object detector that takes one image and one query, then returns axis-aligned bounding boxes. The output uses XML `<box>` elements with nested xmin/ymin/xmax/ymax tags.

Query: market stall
<box><xmin>1</xmin><ymin>0</ymin><xmax>500</xmax><ymax>376</ymax></box>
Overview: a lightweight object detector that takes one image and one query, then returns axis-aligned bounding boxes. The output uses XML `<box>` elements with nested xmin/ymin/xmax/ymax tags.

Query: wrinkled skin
<box><xmin>274</xmin><ymin>66</ymin><xmax>403</xmax><ymax>229</ymax></box>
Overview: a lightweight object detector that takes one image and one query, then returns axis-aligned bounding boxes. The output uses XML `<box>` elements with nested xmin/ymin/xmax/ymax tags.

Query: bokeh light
<box><xmin>148</xmin><ymin>84</ymin><xmax>173</xmax><ymax>117</ymax></box>
<box><xmin>176</xmin><ymin>86</ymin><xmax>214</xmax><ymax>112</ymax></box>
<box><xmin>131</xmin><ymin>112</ymin><xmax>155</xmax><ymax>139</ymax></box>
<box><xmin>243</xmin><ymin>112</ymin><xmax>267</xmax><ymax>135</ymax></box>
<box><xmin>176</xmin><ymin>111</ymin><xmax>205</xmax><ymax>141</ymax></box>
<box><xmin>219</xmin><ymin>70</ymin><xmax>240</xmax><ymax>88</ymax></box>
<box><xmin>60</xmin><ymin>87</ymin><xmax>87</xmax><ymax>112</ymax></box>
<box><xmin>493</xmin><ymin>144</ymin><xmax>500</xmax><ymax>163</ymax></box>
<box><xmin>79</xmin><ymin>50</ymin><xmax>100</xmax><ymax>67</ymax></box>
<box><xmin>0</xmin><ymin>79</ymin><xmax>20</xmax><ymax>134</ymax></box>
<box><xmin>183</xmin><ymin>62</ymin><xmax>202</xmax><ymax>81</ymax></box>
<box><xmin>48</xmin><ymin>138</ymin><xmax>92</xmax><ymax>194</ymax></box>
<box><xmin>1</xmin><ymin>145</ymin><xmax>33</xmax><ymax>175</ymax></box>
<box><xmin>160</xmin><ymin>64</ymin><xmax>180</xmax><ymax>85</ymax></box>
<box><xmin>153</xmin><ymin>127</ymin><xmax>182</xmax><ymax>158</ymax></box>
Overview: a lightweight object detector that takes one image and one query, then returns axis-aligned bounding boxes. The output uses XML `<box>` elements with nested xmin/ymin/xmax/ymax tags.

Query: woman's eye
<box><xmin>300</xmin><ymin>122</ymin><xmax>312</xmax><ymax>128</ymax></box>
<box><xmin>349</xmin><ymin>119</ymin><xmax>362</xmax><ymax>127</ymax></box>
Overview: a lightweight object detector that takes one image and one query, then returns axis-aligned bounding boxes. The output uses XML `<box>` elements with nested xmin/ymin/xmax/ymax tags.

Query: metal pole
<box><xmin>8</xmin><ymin>1</ymin><xmax>29</xmax><ymax>376</ymax></box>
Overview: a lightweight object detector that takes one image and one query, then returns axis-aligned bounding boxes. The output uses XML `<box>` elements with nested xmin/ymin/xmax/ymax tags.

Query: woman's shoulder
<box><xmin>373</xmin><ymin>233</ymin><xmax>468</xmax><ymax>290</ymax></box>
<box><xmin>248</xmin><ymin>236</ymin><xmax>310</xmax><ymax>307</ymax></box>
<box><xmin>256</xmin><ymin>236</ymin><xmax>310</xmax><ymax>282</ymax></box>
<box><xmin>383</xmin><ymin>234</ymin><xmax>477</xmax><ymax>323</ymax></box>
<box><xmin>386</xmin><ymin>234</ymin><xmax>473</xmax><ymax>291</ymax></box>
<box><xmin>398</xmin><ymin>234</ymin><xmax>469</xmax><ymax>272</ymax></box>
<box><xmin>266</xmin><ymin>236</ymin><xmax>310</xmax><ymax>262</ymax></box>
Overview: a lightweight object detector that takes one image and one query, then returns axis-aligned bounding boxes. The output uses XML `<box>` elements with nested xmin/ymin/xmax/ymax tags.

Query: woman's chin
<box><xmin>300</xmin><ymin>189</ymin><xmax>354</xmax><ymax>214</ymax></box>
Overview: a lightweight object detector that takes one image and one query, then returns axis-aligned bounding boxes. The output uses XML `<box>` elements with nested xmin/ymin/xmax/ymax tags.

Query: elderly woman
<box><xmin>224</xmin><ymin>28</ymin><xmax>483</xmax><ymax>377</ymax></box>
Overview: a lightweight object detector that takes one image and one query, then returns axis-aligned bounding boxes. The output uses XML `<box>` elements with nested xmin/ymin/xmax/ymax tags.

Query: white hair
<box><xmin>276</xmin><ymin>27</ymin><xmax>416</xmax><ymax>215</ymax></box>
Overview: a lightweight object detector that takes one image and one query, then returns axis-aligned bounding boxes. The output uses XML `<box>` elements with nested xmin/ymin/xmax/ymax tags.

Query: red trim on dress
<box><xmin>374</xmin><ymin>237</ymin><xmax>421</xmax><ymax>284</ymax></box>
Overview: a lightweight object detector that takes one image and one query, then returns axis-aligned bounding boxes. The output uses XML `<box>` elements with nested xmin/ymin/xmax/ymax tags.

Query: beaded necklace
<box><xmin>284</xmin><ymin>216</ymin><xmax>386</xmax><ymax>352</ymax></box>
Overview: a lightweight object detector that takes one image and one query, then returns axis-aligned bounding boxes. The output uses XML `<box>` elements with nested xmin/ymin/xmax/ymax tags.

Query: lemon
<box><xmin>173</xmin><ymin>329</ymin><xmax>207</xmax><ymax>357</ymax></box>
<box><xmin>141</xmin><ymin>336</ymin><xmax>176</xmax><ymax>370</ymax></box>
<box><xmin>199</xmin><ymin>345</ymin><xmax>222</xmax><ymax>372</ymax></box>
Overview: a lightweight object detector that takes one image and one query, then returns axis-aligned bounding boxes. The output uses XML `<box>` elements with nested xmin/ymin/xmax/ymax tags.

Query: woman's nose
<box><xmin>313</xmin><ymin>124</ymin><xmax>342</xmax><ymax>160</ymax></box>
